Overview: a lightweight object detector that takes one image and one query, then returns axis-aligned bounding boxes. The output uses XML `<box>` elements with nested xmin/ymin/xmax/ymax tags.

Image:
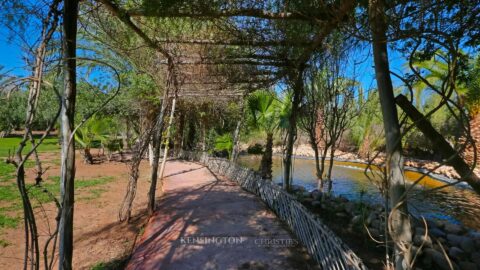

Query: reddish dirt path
<box><xmin>127</xmin><ymin>160</ymin><xmax>319</xmax><ymax>270</ymax></box>
<box><xmin>0</xmin><ymin>152</ymin><xmax>152</xmax><ymax>269</ymax></box>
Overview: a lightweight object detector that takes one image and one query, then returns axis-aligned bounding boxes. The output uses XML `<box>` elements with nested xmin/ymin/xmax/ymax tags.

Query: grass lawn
<box><xmin>0</xmin><ymin>136</ymin><xmax>60</xmax><ymax>158</ymax></box>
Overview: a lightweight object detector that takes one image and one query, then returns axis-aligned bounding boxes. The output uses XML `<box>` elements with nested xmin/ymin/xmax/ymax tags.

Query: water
<box><xmin>238</xmin><ymin>155</ymin><xmax>480</xmax><ymax>230</ymax></box>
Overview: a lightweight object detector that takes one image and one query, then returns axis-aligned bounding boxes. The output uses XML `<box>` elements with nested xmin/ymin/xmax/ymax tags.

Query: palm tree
<box><xmin>410</xmin><ymin>50</ymin><xmax>479</xmax><ymax>165</ymax></box>
<box><xmin>247</xmin><ymin>90</ymin><xmax>281</xmax><ymax>180</ymax></box>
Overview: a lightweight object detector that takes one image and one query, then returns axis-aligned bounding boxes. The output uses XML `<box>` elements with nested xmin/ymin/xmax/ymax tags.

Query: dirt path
<box><xmin>0</xmin><ymin>152</ymin><xmax>151</xmax><ymax>269</ymax></box>
<box><xmin>127</xmin><ymin>160</ymin><xmax>318</xmax><ymax>270</ymax></box>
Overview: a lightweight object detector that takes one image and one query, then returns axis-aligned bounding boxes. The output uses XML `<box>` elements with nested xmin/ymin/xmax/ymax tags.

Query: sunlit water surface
<box><xmin>238</xmin><ymin>155</ymin><xmax>480</xmax><ymax>230</ymax></box>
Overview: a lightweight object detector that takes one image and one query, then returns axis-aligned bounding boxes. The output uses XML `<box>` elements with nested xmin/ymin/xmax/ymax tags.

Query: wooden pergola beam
<box><xmin>126</xmin><ymin>7</ymin><xmax>328</xmax><ymax>21</ymax></box>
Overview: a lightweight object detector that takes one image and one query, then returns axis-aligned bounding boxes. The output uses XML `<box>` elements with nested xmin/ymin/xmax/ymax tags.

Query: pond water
<box><xmin>238</xmin><ymin>155</ymin><xmax>480</xmax><ymax>230</ymax></box>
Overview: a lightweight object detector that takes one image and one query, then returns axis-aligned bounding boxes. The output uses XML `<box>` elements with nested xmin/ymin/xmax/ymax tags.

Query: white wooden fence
<box><xmin>178</xmin><ymin>151</ymin><xmax>368</xmax><ymax>270</ymax></box>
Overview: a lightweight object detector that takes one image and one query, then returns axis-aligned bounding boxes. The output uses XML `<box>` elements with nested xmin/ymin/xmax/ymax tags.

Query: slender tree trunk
<box><xmin>231</xmin><ymin>117</ymin><xmax>243</xmax><ymax>162</ymax></box>
<box><xmin>259</xmin><ymin>132</ymin><xmax>273</xmax><ymax>180</ymax></box>
<box><xmin>327</xmin><ymin>146</ymin><xmax>335</xmax><ymax>193</ymax></box>
<box><xmin>158</xmin><ymin>97</ymin><xmax>177</xmax><ymax>196</ymax></box>
<box><xmin>202</xmin><ymin>123</ymin><xmax>207</xmax><ymax>151</ymax></box>
<box><xmin>58</xmin><ymin>1</ymin><xmax>79</xmax><ymax>269</ymax></box>
<box><xmin>147</xmin><ymin>91</ymin><xmax>169</xmax><ymax>215</ymax></box>
<box><xmin>119</xmin><ymin>127</ymin><xmax>152</xmax><ymax>222</ymax></box>
<box><xmin>308</xmin><ymin>132</ymin><xmax>323</xmax><ymax>190</ymax></box>
<box><xmin>396</xmin><ymin>94</ymin><xmax>480</xmax><ymax>193</ymax></box>
<box><xmin>28</xmin><ymin>134</ymin><xmax>43</xmax><ymax>185</ymax></box>
<box><xmin>186</xmin><ymin>118</ymin><xmax>196</xmax><ymax>150</ymax></box>
<box><xmin>174</xmin><ymin>110</ymin><xmax>185</xmax><ymax>156</ymax></box>
<box><xmin>148</xmin><ymin>143</ymin><xmax>154</xmax><ymax>166</ymax></box>
<box><xmin>283</xmin><ymin>68</ymin><xmax>305</xmax><ymax>191</ymax></box>
<box><xmin>319</xmin><ymin>146</ymin><xmax>329</xmax><ymax>191</ymax></box>
<box><xmin>369</xmin><ymin>1</ymin><xmax>412</xmax><ymax>269</ymax></box>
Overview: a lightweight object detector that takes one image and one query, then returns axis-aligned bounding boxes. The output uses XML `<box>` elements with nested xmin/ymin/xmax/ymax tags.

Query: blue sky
<box><xmin>0</xmin><ymin>23</ymin><xmax>407</xmax><ymax>95</ymax></box>
<box><xmin>0</xmin><ymin>33</ymin><xmax>27</xmax><ymax>76</ymax></box>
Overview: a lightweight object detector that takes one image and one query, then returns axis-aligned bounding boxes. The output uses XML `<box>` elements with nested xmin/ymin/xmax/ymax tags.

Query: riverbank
<box><xmin>259</xmin><ymin>143</ymin><xmax>475</xmax><ymax>184</ymax></box>
<box><xmin>290</xmin><ymin>187</ymin><xmax>480</xmax><ymax>270</ymax></box>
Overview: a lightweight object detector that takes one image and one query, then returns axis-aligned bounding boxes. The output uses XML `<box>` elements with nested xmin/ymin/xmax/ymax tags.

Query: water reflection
<box><xmin>238</xmin><ymin>155</ymin><xmax>480</xmax><ymax>230</ymax></box>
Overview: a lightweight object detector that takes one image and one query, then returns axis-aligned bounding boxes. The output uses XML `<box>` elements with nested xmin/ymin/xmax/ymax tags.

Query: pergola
<box><xmin>93</xmin><ymin>0</ymin><xmax>356</xmax><ymax>190</ymax></box>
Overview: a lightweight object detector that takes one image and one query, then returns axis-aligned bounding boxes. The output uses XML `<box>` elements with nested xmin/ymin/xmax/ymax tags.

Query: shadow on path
<box><xmin>126</xmin><ymin>160</ymin><xmax>319</xmax><ymax>270</ymax></box>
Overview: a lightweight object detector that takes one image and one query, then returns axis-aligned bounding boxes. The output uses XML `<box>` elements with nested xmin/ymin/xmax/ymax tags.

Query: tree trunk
<box><xmin>231</xmin><ymin>117</ymin><xmax>243</xmax><ymax>162</ymax></box>
<box><xmin>283</xmin><ymin>68</ymin><xmax>305</xmax><ymax>191</ymax></box>
<box><xmin>396</xmin><ymin>94</ymin><xmax>480</xmax><ymax>193</ymax></box>
<box><xmin>327</xmin><ymin>146</ymin><xmax>335</xmax><ymax>193</ymax></box>
<box><xmin>186</xmin><ymin>118</ymin><xmax>196</xmax><ymax>150</ymax></box>
<box><xmin>174</xmin><ymin>110</ymin><xmax>185</xmax><ymax>156</ymax></box>
<box><xmin>158</xmin><ymin>97</ymin><xmax>177</xmax><ymax>196</ymax></box>
<box><xmin>147</xmin><ymin>91</ymin><xmax>169</xmax><ymax>215</ymax></box>
<box><xmin>82</xmin><ymin>148</ymin><xmax>93</xmax><ymax>164</ymax></box>
<box><xmin>58</xmin><ymin>1</ymin><xmax>79</xmax><ymax>269</ymax></box>
<box><xmin>319</xmin><ymin>145</ymin><xmax>329</xmax><ymax>191</ymax></box>
<box><xmin>148</xmin><ymin>143</ymin><xmax>154</xmax><ymax>166</ymax></box>
<box><xmin>202</xmin><ymin>123</ymin><xmax>207</xmax><ymax>151</ymax></box>
<box><xmin>259</xmin><ymin>132</ymin><xmax>273</xmax><ymax>180</ymax></box>
<box><xmin>369</xmin><ymin>1</ymin><xmax>412</xmax><ymax>269</ymax></box>
<box><xmin>308</xmin><ymin>132</ymin><xmax>323</xmax><ymax>190</ymax></box>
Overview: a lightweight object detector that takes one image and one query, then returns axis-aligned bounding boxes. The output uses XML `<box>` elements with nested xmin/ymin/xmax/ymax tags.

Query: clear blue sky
<box><xmin>0</xmin><ymin>27</ymin><xmax>27</xmax><ymax>76</ymax></box>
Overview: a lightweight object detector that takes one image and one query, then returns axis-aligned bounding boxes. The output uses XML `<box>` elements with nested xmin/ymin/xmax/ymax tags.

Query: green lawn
<box><xmin>0</xmin><ymin>136</ymin><xmax>60</xmax><ymax>158</ymax></box>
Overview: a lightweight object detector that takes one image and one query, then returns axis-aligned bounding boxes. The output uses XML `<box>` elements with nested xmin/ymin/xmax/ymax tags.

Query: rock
<box><xmin>300</xmin><ymin>197</ymin><xmax>313</xmax><ymax>205</ymax></box>
<box><xmin>459</xmin><ymin>262</ymin><xmax>478</xmax><ymax>270</ymax></box>
<box><xmin>311</xmin><ymin>201</ymin><xmax>321</xmax><ymax>208</ymax></box>
<box><xmin>338</xmin><ymin>196</ymin><xmax>348</xmax><ymax>203</ymax></box>
<box><xmin>368</xmin><ymin>228</ymin><xmax>381</xmax><ymax>239</ymax></box>
<box><xmin>474</xmin><ymin>238</ymin><xmax>480</xmax><ymax>249</ymax></box>
<box><xmin>430</xmin><ymin>228</ymin><xmax>447</xmax><ymax>238</ymax></box>
<box><xmin>424</xmin><ymin>248</ymin><xmax>452</xmax><ymax>270</ymax></box>
<box><xmin>414</xmin><ymin>234</ymin><xmax>433</xmax><ymax>248</ymax></box>
<box><xmin>371</xmin><ymin>219</ymin><xmax>381</xmax><ymax>230</ymax></box>
<box><xmin>468</xmin><ymin>231</ymin><xmax>480</xmax><ymax>240</ymax></box>
<box><xmin>336</xmin><ymin>212</ymin><xmax>348</xmax><ymax>218</ymax></box>
<box><xmin>421</xmin><ymin>253</ymin><xmax>433</xmax><ymax>268</ymax></box>
<box><xmin>352</xmin><ymin>215</ymin><xmax>362</xmax><ymax>225</ymax></box>
<box><xmin>415</xmin><ymin>227</ymin><xmax>426</xmax><ymax>236</ymax></box>
<box><xmin>331</xmin><ymin>204</ymin><xmax>344</xmax><ymax>213</ymax></box>
<box><xmin>447</xmin><ymin>234</ymin><xmax>466</xmax><ymax>246</ymax></box>
<box><xmin>471</xmin><ymin>252</ymin><xmax>480</xmax><ymax>265</ymax></box>
<box><xmin>435</xmin><ymin>220</ymin><xmax>446</xmax><ymax>229</ymax></box>
<box><xmin>311</xmin><ymin>190</ymin><xmax>322</xmax><ymax>201</ymax></box>
<box><xmin>411</xmin><ymin>245</ymin><xmax>421</xmax><ymax>258</ymax></box>
<box><xmin>291</xmin><ymin>185</ymin><xmax>306</xmax><ymax>193</ymax></box>
<box><xmin>426</xmin><ymin>219</ymin><xmax>439</xmax><ymax>230</ymax></box>
<box><xmin>445</xmin><ymin>223</ymin><xmax>464</xmax><ymax>234</ymax></box>
<box><xmin>366</xmin><ymin>212</ymin><xmax>377</xmax><ymax>225</ymax></box>
<box><xmin>239</xmin><ymin>261</ymin><xmax>268</xmax><ymax>270</ymax></box>
<box><xmin>449</xmin><ymin>247</ymin><xmax>466</xmax><ymax>260</ymax></box>
<box><xmin>344</xmin><ymin>202</ymin><xmax>355</xmax><ymax>214</ymax></box>
<box><xmin>460</xmin><ymin>238</ymin><xmax>475</xmax><ymax>253</ymax></box>
<box><xmin>301</xmin><ymin>191</ymin><xmax>311</xmax><ymax>198</ymax></box>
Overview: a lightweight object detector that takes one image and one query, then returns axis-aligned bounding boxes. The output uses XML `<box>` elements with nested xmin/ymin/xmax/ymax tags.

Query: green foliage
<box><xmin>347</xmin><ymin>90</ymin><xmax>385</xmax><ymax>152</ymax></box>
<box><xmin>214</xmin><ymin>133</ymin><xmax>233</xmax><ymax>158</ymax></box>
<box><xmin>0</xmin><ymin>137</ymin><xmax>59</xmax><ymax>157</ymax></box>
<box><xmin>0</xmin><ymin>91</ymin><xmax>27</xmax><ymax>133</ymax></box>
<box><xmin>75</xmin><ymin>116</ymin><xmax>120</xmax><ymax>151</ymax></box>
<box><xmin>0</xmin><ymin>214</ymin><xmax>20</xmax><ymax>229</ymax></box>
<box><xmin>0</xmin><ymin>174</ymin><xmax>114</xmax><ymax>233</ymax></box>
<box><xmin>247</xmin><ymin>90</ymin><xmax>281</xmax><ymax>134</ymax></box>
<box><xmin>466</xmin><ymin>55</ymin><xmax>480</xmax><ymax>114</ymax></box>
